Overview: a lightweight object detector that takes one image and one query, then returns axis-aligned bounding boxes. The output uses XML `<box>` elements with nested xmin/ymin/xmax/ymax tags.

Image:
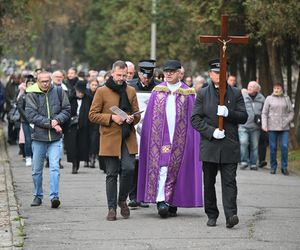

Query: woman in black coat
<box><xmin>87</xmin><ymin>78</ymin><xmax>100</xmax><ymax>168</ymax></box>
<box><xmin>64</xmin><ymin>81</ymin><xmax>91</xmax><ymax>174</ymax></box>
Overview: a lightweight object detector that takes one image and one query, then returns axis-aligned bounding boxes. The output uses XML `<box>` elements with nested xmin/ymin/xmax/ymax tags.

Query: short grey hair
<box><xmin>37</xmin><ymin>71</ymin><xmax>51</xmax><ymax>80</ymax></box>
<box><xmin>112</xmin><ymin>60</ymin><xmax>127</xmax><ymax>71</ymax></box>
<box><xmin>248</xmin><ymin>81</ymin><xmax>261</xmax><ymax>92</ymax></box>
<box><xmin>125</xmin><ymin>61</ymin><xmax>135</xmax><ymax>68</ymax></box>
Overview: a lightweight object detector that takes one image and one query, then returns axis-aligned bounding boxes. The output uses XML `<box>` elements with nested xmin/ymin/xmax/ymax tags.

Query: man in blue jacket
<box><xmin>25</xmin><ymin>71</ymin><xmax>70</xmax><ymax>208</ymax></box>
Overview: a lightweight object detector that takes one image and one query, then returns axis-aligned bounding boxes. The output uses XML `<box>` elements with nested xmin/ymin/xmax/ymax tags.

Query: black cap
<box><xmin>163</xmin><ymin>60</ymin><xmax>181</xmax><ymax>71</ymax></box>
<box><xmin>208</xmin><ymin>59</ymin><xmax>220</xmax><ymax>72</ymax></box>
<box><xmin>75</xmin><ymin>80</ymin><xmax>86</xmax><ymax>93</ymax></box>
<box><xmin>138</xmin><ymin>60</ymin><xmax>156</xmax><ymax>78</ymax></box>
<box><xmin>26</xmin><ymin>74</ymin><xmax>35</xmax><ymax>84</ymax></box>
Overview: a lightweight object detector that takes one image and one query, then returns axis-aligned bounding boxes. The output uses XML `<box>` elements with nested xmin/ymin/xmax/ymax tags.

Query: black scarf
<box><xmin>105</xmin><ymin>76</ymin><xmax>132</xmax><ymax>139</ymax></box>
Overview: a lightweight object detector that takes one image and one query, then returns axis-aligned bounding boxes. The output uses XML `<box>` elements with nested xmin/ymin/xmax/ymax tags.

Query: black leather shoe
<box><xmin>207</xmin><ymin>218</ymin><xmax>217</xmax><ymax>227</ymax></box>
<box><xmin>51</xmin><ymin>197</ymin><xmax>60</xmax><ymax>208</ymax></box>
<box><xmin>240</xmin><ymin>163</ymin><xmax>248</xmax><ymax>170</ymax></box>
<box><xmin>281</xmin><ymin>169</ymin><xmax>289</xmax><ymax>175</ymax></box>
<box><xmin>128</xmin><ymin>199</ymin><xmax>139</xmax><ymax>208</ymax></box>
<box><xmin>31</xmin><ymin>196</ymin><xmax>42</xmax><ymax>207</ymax></box>
<box><xmin>139</xmin><ymin>201</ymin><xmax>149</xmax><ymax>208</ymax></box>
<box><xmin>157</xmin><ymin>202</ymin><xmax>169</xmax><ymax>218</ymax></box>
<box><xmin>226</xmin><ymin>215</ymin><xmax>239</xmax><ymax>228</ymax></box>
<box><xmin>168</xmin><ymin>206</ymin><xmax>178</xmax><ymax>217</ymax></box>
<box><xmin>270</xmin><ymin>169</ymin><xmax>276</xmax><ymax>174</ymax></box>
<box><xmin>258</xmin><ymin>161</ymin><xmax>267</xmax><ymax>168</ymax></box>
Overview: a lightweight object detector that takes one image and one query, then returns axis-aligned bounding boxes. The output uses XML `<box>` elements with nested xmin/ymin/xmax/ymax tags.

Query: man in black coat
<box><xmin>128</xmin><ymin>60</ymin><xmax>160</xmax><ymax>91</ymax></box>
<box><xmin>127</xmin><ymin>60</ymin><xmax>160</xmax><ymax>208</ymax></box>
<box><xmin>191</xmin><ymin>59</ymin><xmax>248</xmax><ymax>228</ymax></box>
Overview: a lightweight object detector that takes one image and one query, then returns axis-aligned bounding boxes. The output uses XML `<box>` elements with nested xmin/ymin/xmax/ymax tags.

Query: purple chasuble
<box><xmin>137</xmin><ymin>82</ymin><xmax>203</xmax><ymax>207</ymax></box>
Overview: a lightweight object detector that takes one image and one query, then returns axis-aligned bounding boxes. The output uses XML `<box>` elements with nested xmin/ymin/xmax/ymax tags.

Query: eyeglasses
<box><xmin>40</xmin><ymin>80</ymin><xmax>50</xmax><ymax>83</ymax></box>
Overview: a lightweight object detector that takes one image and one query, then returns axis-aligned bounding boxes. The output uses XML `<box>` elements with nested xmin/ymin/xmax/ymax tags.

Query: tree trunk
<box><xmin>285</xmin><ymin>39</ymin><xmax>292</xmax><ymax>98</ymax></box>
<box><xmin>246</xmin><ymin>44</ymin><xmax>256</xmax><ymax>82</ymax></box>
<box><xmin>266</xmin><ymin>39</ymin><xmax>283</xmax><ymax>85</ymax></box>
<box><xmin>238</xmin><ymin>56</ymin><xmax>247</xmax><ymax>88</ymax></box>
<box><xmin>294</xmin><ymin>66</ymin><xmax>300</xmax><ymax>144</ymax></box>
<box><xmin>257</xmin><ymin>40</ymin><xmax>272</xmax><ymax>96</ymax></box>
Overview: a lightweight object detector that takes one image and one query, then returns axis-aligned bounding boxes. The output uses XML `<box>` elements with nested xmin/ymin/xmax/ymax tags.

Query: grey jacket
<box><xmin>239</xmin><ymin>92</ymin><xmax>265</xmax><ymax>131</ymax></box>
<box><xmin>25</xmin><ymin>83</ymin><xmax>71</xmax><ymax>142</ymax></box>
<box><xmin>262</xmin><ymin>94</ymin><xmax>294</xmax><ymax>131</ymax></box>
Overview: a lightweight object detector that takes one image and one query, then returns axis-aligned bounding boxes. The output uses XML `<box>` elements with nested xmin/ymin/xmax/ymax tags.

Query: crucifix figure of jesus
<box><xmin>199</xmin><ymin>14</ymin><xmax>249</xmax><ymax>130</ymax></box>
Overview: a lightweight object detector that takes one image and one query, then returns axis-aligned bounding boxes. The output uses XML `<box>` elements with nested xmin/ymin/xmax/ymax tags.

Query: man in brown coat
<box><xmin>89</xmin><ymin>60</ymin><xmax>141</xmax><ymax>221</ymax></box>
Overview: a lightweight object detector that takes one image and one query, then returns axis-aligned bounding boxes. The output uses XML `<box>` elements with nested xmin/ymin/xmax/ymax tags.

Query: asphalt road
<box><xmin>5</xmin><ymin>142</ymin><xmax>300</xmax><ymax>250</ymax></box>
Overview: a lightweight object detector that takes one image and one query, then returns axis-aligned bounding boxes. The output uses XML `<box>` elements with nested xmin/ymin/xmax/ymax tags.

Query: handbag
<box><xmin>69</xmin><ymin>116</ymin><xmax>79</xmax><ymax>127</ymax></box>
<box><xmin>254</xmin><ymin>114</ymin><xmax>262</xmax><ymax>127</ymax></box>
<box><xmin>8</xmin><ymin>103</ymin><xmax>20</xmax><ymax>122</ymax></box>
<box><xmin>250</xmin><ymin>101</ymin><xmax>262</xmax><ymax>127</ymax></box>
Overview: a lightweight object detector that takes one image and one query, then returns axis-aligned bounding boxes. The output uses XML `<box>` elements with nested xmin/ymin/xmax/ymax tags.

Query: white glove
<box><xmin>213</xmin><ymin>128</ymin><xmax>225</xmax><ymax>139</ymax></box>
<box><xmin>217</xmin><ymin>105</ymin><xmax>229</xmax><ymax>117</ymax></box>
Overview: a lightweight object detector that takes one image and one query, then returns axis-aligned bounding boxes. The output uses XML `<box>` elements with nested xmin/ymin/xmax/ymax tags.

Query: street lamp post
<box><xmin>150</xmin><ymin>0</ymin><xmax>156</xmax><ymax>60</ymax></box>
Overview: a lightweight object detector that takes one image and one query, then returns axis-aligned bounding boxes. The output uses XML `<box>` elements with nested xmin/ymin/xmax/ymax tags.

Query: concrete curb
<box><xmin>0</xmin><ymin>128</ymin><xmax>24</xmax><ymax>249</ymax></box>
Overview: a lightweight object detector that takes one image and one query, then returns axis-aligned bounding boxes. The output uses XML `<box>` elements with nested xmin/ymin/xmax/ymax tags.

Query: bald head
<box><xmin>52</xmin><ymin>70</ymin><xmax>64</xmax><ymax>85</ymax></box>
<box><xmin>125</xmin><ymin>61</ymin><xmax>135</xmax><ymax>80</ymax></box>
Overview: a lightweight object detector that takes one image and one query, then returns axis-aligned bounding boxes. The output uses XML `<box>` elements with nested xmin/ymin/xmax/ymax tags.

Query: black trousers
<box><xmin>103</xmin><ymin>142</ymin><xmax>135</xmax><ymax>210</ymax></box>
<box><xmin>128</xmin><ymin>159</ymin><xmax>138</xmax><ymax>200</ymax></box>
<box><xmin>258</xmin><ymin>130</ymin><xmax>268</xmax><ymax>163</ymax></box>
<box><xmin>202</xmin><ymin>162</ymin><xmax>238</xmax><ymax>220</ymax></box>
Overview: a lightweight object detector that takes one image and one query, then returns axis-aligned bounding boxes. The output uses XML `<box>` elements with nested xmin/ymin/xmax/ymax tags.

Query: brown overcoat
<box><xmin>89</xmin><ymin>85</ymin><xmax>140</xmax><ymax>156</ymax></box>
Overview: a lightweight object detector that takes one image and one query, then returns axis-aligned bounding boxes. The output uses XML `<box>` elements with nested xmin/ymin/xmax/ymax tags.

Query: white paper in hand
<box><xmin>109</xmin><ymin>106</ymin><xmax>128</xmax><ymax>121</ymax></box>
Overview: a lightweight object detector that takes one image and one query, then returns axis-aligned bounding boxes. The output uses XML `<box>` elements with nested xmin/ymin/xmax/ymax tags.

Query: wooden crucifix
<box><xmin>199</xmin><ymin>14</ymin><xmax>249</xmax><ymax>130</ymax></box>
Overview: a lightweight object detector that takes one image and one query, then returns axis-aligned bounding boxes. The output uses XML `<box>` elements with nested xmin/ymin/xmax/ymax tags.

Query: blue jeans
<box><xmin>268</xmin><ymin>131</ymin><xmax>289</xmax><ymax>170</ymax></box>
<box><xmin>239</xmin><ymin>128</ymin><xmax>260</xmax><ymax>166</ymax></box>
<box><xmin>22</xmin><ymin>122</ymin><xmax>32</xmax><ymax>157</ymax></box>
<box><xmin>32</xmin><ymin>140</ymin><xmax>61</xmax><ymax>200</ymax></box>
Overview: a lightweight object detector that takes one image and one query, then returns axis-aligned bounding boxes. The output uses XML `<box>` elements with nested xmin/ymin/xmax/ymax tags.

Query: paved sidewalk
<box><xmin>2</xmin><ymin>128</ymin><xmax>300</xmax><ymax>249</ymax></box>
<box><xmin>0</xmin><ymin>128</ymin><xmax>23</xmax><ymax>249</ymax></box>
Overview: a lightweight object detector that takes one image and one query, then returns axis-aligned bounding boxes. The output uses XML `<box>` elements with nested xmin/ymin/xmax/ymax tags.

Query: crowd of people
<box><xmin>0</xmin><ymin>58</ymin><xmax>294</xmax><ymax>228</ymax></box>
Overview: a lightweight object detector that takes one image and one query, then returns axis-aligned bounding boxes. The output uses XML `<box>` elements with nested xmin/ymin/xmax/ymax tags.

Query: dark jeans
<box><xmin>7</xmin><ymin>120</ymin><xmax>19</xmax><ymax>144</ymax></box>
<box><xmin>22</xmin><ymin>122</ymin><xmax>32</xmax><ymax>157</ymax></box>
<box><xmin>103</xmin><ymin>142</ymin><xmax>135</xmax><ymax>210</ymax></box>
<box><xmin>258</xmin><ymin>130</ymin><xmax>268</xmax><ymax>163</ymax></box>
<box><xmin>129</xmin><ymin>159</ymin><xmax>138</xmax><ymax>200</ymax></box>
<box><xmin>203</xmin><ymin>162</ymin><xmax>238</xmax><ymax>220</ymax></box>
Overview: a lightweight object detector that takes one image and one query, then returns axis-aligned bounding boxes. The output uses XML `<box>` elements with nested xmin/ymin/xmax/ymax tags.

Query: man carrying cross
<box><xmin>191</xmin><ymin>59</ymin><xmax>248</xmax><ymax>228</ymax></box>
<box><xmin>191</xmin><ymin>14</ymin><xmax>249</xmax><ymax>229</ymax></box>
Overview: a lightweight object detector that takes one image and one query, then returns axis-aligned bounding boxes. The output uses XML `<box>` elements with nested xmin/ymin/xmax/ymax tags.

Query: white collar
<box><xmin>167</xmin><ymin>81</ymin><xmax>181</xmax><ymax>91</ymax></box>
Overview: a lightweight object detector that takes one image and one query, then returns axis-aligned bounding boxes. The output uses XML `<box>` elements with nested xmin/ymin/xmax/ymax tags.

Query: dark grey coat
<box><xmin>25</xmin><ymin>84</ymin><xmax>71</xmax><ymax>142</ymax></box>
<box><xmin>191</xmin><ymin>84</ymin><xmax>248</xmax><ymax>163</ymax></box>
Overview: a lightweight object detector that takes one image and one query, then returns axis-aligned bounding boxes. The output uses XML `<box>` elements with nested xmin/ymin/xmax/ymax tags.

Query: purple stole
<box><xmin>159</xmin><ymin>112</ymin><xmax>171</xmax><ymax>166</ymax></box>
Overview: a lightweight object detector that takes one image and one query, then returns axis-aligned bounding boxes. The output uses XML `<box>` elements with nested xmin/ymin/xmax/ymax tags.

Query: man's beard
<box><xmin>115</xmin><ymin>80</ymin><xmax>123</xmax><ymax>85</ymax></box>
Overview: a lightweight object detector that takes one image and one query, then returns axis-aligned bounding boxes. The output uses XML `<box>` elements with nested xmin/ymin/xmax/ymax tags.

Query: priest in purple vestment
<box><xmin>137</xmin><ymin>60</ymin><xmax>203</xmax><ymax>218</ymax></box>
